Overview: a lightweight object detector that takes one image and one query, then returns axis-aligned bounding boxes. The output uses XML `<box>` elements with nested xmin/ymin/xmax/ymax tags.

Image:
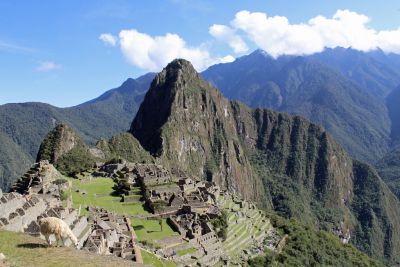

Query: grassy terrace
<box><xmin>176</xmin><ymin>247</ymin><xmax>197</xmax><ymax>256</ymax></box>
<box><xmin>218</xmin><ymin>194</ymin><xmax>272</xmax><ymax>260</ymax></box>
<box><xmin>141</xmin><ymin>250</ymin><xmax>176</xmax><ymax>267</ymax></box>
<box><xmin>65</xmin><ymin>176</ymin><xmax>178</xmax><ymax>267</ymax></box>
<box><xmin>0</xmin><ymin>230</ymin><xmax>141</xmax><ymax>267</ymax></box>
<box><xmin>68</xmin><ymin>178</ymin><xmax>147</xmax><ymax>215</ymax></box>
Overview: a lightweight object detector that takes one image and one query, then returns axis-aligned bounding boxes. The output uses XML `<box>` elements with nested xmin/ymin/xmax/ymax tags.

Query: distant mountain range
<box><xmin>2</xmin><ymin>47</ymin><xmax>400</xmax><ymax>195</ymax></box>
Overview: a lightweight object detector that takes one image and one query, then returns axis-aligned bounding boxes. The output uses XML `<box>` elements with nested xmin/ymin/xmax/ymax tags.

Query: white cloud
<box><xmin>36</xmin><ymin>61</ymin><xmax>62</xmax><ymax>72</ymax></box>
<box><xmin>118</xmin><ymin>29</ymin><xmax>233</xmax><ymax>71</ymax></box>
<box><xmin>99</xmin><ymin>33</ymin><xmax>117</xmax><ymax>46</ymax></box>
<box><xmin>209</xmin><ymin>24</ymin><xmax>248</xmax><ymax>53</ymax></box>
<box><xmin>214</xmin><ymin>9</ymin><xmax>400</xmax><ymax>57</ymax></box>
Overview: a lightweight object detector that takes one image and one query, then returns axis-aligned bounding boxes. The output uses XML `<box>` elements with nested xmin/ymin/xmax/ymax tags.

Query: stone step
<box><xmin>224</xmin><ymin>226</ymin><xmax>249</xmax><ymax>248</ymax></box>
<box><xmin>226</xmin><ymin>223</ymin><xmax>246</xmax><ymax>239</ymax></box>
<box><xmin>226</xmin><ymin>234</ymin><xmax>252</xmax><ymax>254</ymax></box>
<box><xmin>3</xmin><ymin>197</ymin><xmax>47</xmax><ymax>232</ymax></box>
<box><xmin>0</xmin><ymin>194</ymin><xmax>25</xmax><ymax>219</ymax></box>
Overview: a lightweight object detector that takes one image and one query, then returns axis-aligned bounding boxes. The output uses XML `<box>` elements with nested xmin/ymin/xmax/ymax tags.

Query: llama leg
<box><xmin>55</xmin><ymin>234</ymin><xmax>61</xmax><ymax>247</ymax></box>
<box><xmin>61</xmin><ymin>236</ymin><xmax>66</xmax><ymax>247</ymax></box>
<box><xmin>45</xmin><ymin>234</ymin><xmax>51</xmax><ymax>246</ymax></box>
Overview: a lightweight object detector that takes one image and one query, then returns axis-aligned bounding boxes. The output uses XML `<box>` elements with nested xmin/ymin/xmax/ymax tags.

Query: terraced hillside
<box><xmin>217</xmin><ymin>193</ymin><xmax>276</xmax><ymax>264</ymax></box>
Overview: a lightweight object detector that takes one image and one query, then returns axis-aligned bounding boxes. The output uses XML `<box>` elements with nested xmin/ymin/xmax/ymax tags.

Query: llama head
<box><xmin>37</xmin><ymin>216</ymin><xmax>44</xmax><ymax>225</ymax></box>
<box><xmin>72</xmin><ymin>236</ymin><xmax>79</xmax><ymax>249</ymax></box>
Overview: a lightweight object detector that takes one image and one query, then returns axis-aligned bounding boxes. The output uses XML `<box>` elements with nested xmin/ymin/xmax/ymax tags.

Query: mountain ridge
<box><xmin>202</xmin><ymin>48</ymin><xmax>395</xmax><ymax>163</ymax></box>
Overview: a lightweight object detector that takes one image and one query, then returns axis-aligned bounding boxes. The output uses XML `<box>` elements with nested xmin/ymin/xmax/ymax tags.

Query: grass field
<box><xmin>0</xmin><ymin>230</ymin><xmax>140</xmax><ymax>267</ymax></box>
<box><xmin>132</xmin><ymin>218</ymin><xmax>179</xmax><ymax>242</ymax></box>
<box><xmin>68</xmin><ymin>178</ymin><xmax>148</xmax><ymax>215</ymax></box>
<box><xmin>176</xmin><ymin>247</ymin><xmax>197</xmax><ymax>256</ymax></box>
<box><xmin>140</xmin><ymin>250</ymin><xmax>176</xmax><ymax>267</ymax></box>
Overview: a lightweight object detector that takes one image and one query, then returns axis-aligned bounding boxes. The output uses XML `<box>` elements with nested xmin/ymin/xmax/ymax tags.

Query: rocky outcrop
<box><xmin>36</xmin><ymin>124</ymin><xmax>81</xmax><ymax>163</ymax></box>
<box><xmin>12</xmin><ymin>160</ymin><xmax>64</xmax><ymax>195</ymax></box>
<box><xmin>36</xmin><ymin>124</ymin><xmax>98</xmax><ymax>176</ymax></box>
<box><xmin>95</xmin><ymin>133</ymin><xmax>153</xmax><ymax>164</ymax></box>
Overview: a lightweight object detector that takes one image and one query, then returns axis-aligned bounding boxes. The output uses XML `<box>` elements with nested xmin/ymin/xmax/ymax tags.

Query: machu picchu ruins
<box><xmin>0</xmin><ymin>159</ymin><xmax>282</xmax><ymax>266</ymax></box>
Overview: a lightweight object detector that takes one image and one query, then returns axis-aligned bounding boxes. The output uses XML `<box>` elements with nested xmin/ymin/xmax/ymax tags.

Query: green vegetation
<box><xmin>37</xmin><ymin>125</ymin><xmax>154</xmax><ymax>178</ymax></box>
<box><xmin>176</xmin><ymin>247</ymin><xmax>197</xmax><ymax>256</ymax></box>
<box><xmin>376</xmin><ymin>146</ymin><xmax>400</xmax><ymax>199</ymax></box>
<box><xmin>141</xmin><ymin>249</ymin><xmax>176</xmax><ymax>267</ymax></box>
<box><xmin>36</xmin><ymin>124</ymin><xmax>98</xmax><ymax>176</ymax></box>
<box><xmin>0</xmin><ymin>131</ymin><xmax>31</xmax><ymax>190</ymax></box>
<box><xmin>0</xmin><ymin>230</ymin><xmax>138</xmax><ymax>267</ymax></box>
<box><xmin>98</xmin><ymin>133</ymin><xmax>153</xmax><ymax>164</ymax></box>
<box><xmin>249</xmin><ymin>215</ymin><xmax>383</xmax><ymax>267</ymax></box>
<box><xmin>55</xmin><ymin>146</ymin><xmax>97</xmax><ymax>176</ymax></box>
<box><xmin>351</xmin><ymin>161</ymin><xmax>400</xmax><ymax>265</ymax></box>
<box><xmin>67</xmin><ymin>178</ymin><xmax>147</xmax><ymax>215</ymax></box>
<box><xmin>133</xmin><ymin>218</ymin><xmax>179</xmax><ymax>241</ymax></box>
<box><xmin>211</xmin><ymin>210</ymin><xmax>228</xmax><ymax>240</ymax></box>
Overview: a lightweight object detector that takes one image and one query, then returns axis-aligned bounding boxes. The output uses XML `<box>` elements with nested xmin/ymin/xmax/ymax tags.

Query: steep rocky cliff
<box><xmin>130</xmin><ymin>59</ymin><xmax>400</xmax><ymax>265</ymax></box>
<box><xmin>130</xmin><ymin>59</ymin><xmax>258</xmax><ymax>200</ymax></box>
<box><xmin>36</xmin><ymin>124</ymin><xmax>97</xmax><ymax>176</ymax></box>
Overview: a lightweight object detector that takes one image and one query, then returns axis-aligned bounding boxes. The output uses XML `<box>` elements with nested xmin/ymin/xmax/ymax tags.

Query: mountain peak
<box><xmin>154</xmin><ymin>58</ymin><xmax>199</xmax><ymax>87</ymax></box>
<box><xmin>36</xmin><ymin>123</ymin><xmax>81</xmax><ymax>163</ymax></box>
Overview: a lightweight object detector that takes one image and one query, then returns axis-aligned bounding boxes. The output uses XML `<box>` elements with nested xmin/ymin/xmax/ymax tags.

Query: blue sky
<box><xmin>1</xmin><ymin>0</ymin><xmax>400</xmax><ymax>107</ymax></box>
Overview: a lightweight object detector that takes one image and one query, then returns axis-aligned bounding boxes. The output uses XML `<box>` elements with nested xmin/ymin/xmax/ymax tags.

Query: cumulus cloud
<box><xmin>99</xmin><ymin>33</ymin><xmax>117</xmax><ymax>46</ymax></box>
<box><xmin>117</xmin><ymin>29</ymin><xmax>233</xmax><ymax>71</ymax></box>
<box><xmin>214</xmin><ymin>9</ymin><xmax>400</xmax><ymax>57</ymax></box>
<box><xmin>36</xmin><ymin>61</ymin><xmax>62</xmax><ymax>72</ymax></box>
<box><xmin>209</xmin><ymin>24</ymin><xmax>248</xmax><ymax>53</ymax></box>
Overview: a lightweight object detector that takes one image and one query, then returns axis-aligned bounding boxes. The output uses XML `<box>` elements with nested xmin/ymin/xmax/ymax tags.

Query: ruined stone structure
<box><xmin>84</xmin><ymin>207</ymin><xmax>142</xmax><ymax>263</ymax></box>
<box><xmin>12</xmin><ymin>160</ymin><xmax>65</xmax><ymax>196</ymax></box>
<box><xmin>169</xmin><ymin>212</ymin><xmax>223</xmax><ymax>265</ymax></box>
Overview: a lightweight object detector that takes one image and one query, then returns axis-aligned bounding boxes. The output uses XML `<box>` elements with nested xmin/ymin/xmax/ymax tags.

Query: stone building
<box><xmin>83</xmin><ymin>207</ymin><xmax>142</xmax><ymax>263</ymax></box>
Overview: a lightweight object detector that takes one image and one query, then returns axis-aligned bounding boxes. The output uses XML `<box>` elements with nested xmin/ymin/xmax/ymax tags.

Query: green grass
<box><xmin>68</xmin><ymin>178</ymin><xmax>147</xmax><ymax>215</ymax></box>
<box><xmin>141</xmin><ymin>249</ymin><xmax>176</xmax><ymax>267</ymax></box>
<box><xmin>0</xmin><ymin>230</ymin><xmax>138</xmax><ymax>267</ymax></box>
<box><xmin>132</xmin><ymin>218</ymin><xmax>179</xmax><ymax>242</ymax></box>
<box><xmin>176</xmin><ymin>247</ymin><xmax>197</xmax><ymax>256</ymax></box>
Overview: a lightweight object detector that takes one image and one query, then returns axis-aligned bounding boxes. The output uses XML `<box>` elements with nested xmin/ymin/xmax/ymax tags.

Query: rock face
<box><xmin>131</xmin><ymin>59</ymin><xmax>256</xmax><ymax>200</ymax></box>
<box><xmin>36</xmin><ymin>124</ymin><xmax>97</xmax><ymax>176</ymax></box>
<box><xmin>131</xmin><ymin>59</ymin><xmax>400</xmax><ymax>265</ymax></box>
<box><xmin>36</xmin><ymin>124</ymin><xmax>82</xmax><ymax>163</ymax></box>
